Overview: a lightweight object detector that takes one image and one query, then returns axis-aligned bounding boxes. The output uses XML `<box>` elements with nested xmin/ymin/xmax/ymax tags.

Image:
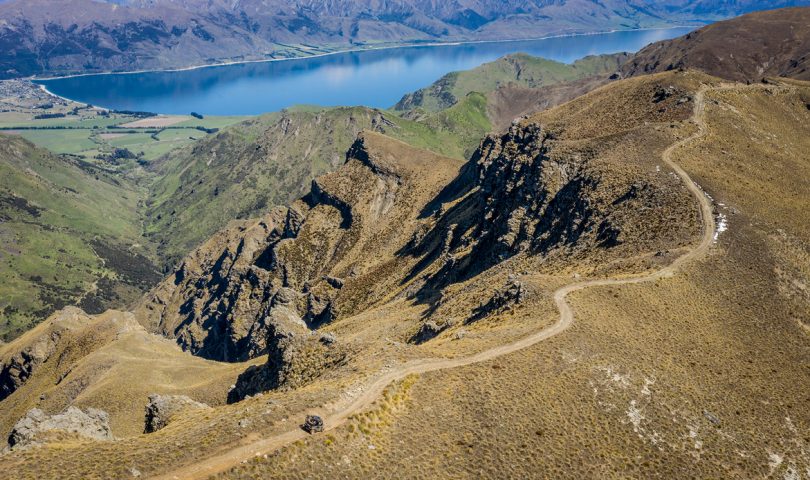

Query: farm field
<box><xmin>0</xmin><ymin>81</ymin><xmax>247</xmax><ymax>163</ymax></box>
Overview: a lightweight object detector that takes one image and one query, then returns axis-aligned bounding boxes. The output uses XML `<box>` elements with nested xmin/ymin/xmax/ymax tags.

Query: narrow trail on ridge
<box><xmin>155</xmin><ymin>85</ymin><xmax>720</xmax><ymax>480</ymax></box>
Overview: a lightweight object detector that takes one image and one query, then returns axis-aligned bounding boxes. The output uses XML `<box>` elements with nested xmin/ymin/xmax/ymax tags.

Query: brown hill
<box><xmin>208</xmin><ymin>73</ymin><xmax>810</xmax><ymax>480</ymax></box>
<box><xmin>1</xmin><ymin>10</ymin><xmax>810</xmax><ymax>477</ymax></box>
<box><xmin>1</xmin><ymin>69</ymin><xmax>808</xmax><ymax>479</ymax></box>
<box><xmin>0</xmin><ymin>307</ymin><xmax>241</xmax><ymax>438</ymax></box>
<box><xmin>622</xmin><ymin>7</ymin><xmax>810</xmax><ymax>81</ymax></box>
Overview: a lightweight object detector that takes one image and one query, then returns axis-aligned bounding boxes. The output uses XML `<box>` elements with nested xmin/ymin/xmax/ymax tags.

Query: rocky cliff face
<box><xmin>0</xmin><ymin>307</ymin><xmax>109</xmax><ymax>401</ymax></box>
<box><xmin>143</xmin><ymin>394</ymin><xmax>209</xmax><ymax>433</ymax></box>
<box><xmin>145</xmin><ymin>107</ymin><xmax>408</xmax><ymax>268</ymax></box>
<box><xmin>0</xmin><ymin>331</ymin><xmax>59</xmax><ymax>402</ymax></box>
<box><xmin>227</xmin><ymin>323</ymin><xmax>346</xmax><ymax>402</ymax></box>
<box><xmin>137</xmin><ymin>132</ymin><xmax>463</xmax><ymax>365</ymax></box>
<box><xmin>404</xmin><ymin>114</ymin><xmax>699</xmax><ymax>297</ymax></box>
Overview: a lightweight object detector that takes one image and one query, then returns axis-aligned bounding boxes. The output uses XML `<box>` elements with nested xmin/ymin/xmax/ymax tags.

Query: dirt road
<box><xmin>154</xmin><ymin>86</ymin><xmax>718</xmax><ymax>480</ymax></box>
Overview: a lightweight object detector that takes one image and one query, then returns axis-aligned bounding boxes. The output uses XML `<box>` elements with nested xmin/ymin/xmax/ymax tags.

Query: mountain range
<box><xmin>2</xmin><ymin>0</ymin><xmax>810</xmax><ymax>78</ymax></box>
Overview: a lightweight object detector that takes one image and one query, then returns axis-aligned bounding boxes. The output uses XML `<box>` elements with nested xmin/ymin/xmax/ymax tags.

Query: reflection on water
<box><xmin>38</xmin><ymin>28</ymin><xmax>694</xmax><ymax>115</ymax></box>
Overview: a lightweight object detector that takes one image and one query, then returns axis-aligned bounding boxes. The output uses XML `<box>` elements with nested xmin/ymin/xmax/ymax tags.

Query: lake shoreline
<box><xmin>30</xmin><ymin>25</ymin><xmax>698</xmax><ymax>82</ymax></box>
<box><xmin>33</xmin><ymin>26</ymin><xmax>697</xmax><ymax>116</ymax></box>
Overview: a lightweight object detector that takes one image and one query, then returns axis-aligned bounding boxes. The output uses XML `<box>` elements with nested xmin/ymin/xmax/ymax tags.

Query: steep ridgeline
<box><xmin>145</xmin><ymin>105</ymin><xmax>490</xmax><ymax>268</ymax></box>
<box><xmin>401</xmin><ymin>72</ymin><xmax>703</xmax><ymax>295</ymax></box>
<box><xmin>0</xmin><ymin>307</ymin><xmax>240</xmax><ymax>438</ymax></box>
<box><xmin>2</xmin><ymin>70</ymin><xmax>810</xmax><ymax>480</ymax></box>
<box><xmin>621</xmin><ymin>7</ymin><xmax>810</xmax><ymax>82</ymax></box>
<box><xmin>2</xmin><ymin>0</ymin><xmax>807</xmax><ymax>78</ymax></box>
<box><xmin>137</xmin><ymin>71</ymin><xmax>704</xmax><ymax>394</ymax></box>
<box><xmin>137</xmin><ymin>132</ymin><xmax>465</xmax><ymax>364</ymax></box>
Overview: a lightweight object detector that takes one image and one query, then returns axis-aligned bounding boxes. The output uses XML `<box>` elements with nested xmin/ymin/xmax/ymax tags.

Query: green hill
<box><xmin>394</xmin><ymin>53</ymin><xmax>629</xmax><ymax>112</ymax></box>
<box><xmin>0</xmin><ymin>135</ymin><xmax>160</xmax><ymax>340</ymax></box>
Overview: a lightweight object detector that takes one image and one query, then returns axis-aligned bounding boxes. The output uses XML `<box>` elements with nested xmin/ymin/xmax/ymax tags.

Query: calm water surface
<box><xmin>38</xmin><ymin>28</ymin><xmax>694</xmax><ymax>115</ymax></box>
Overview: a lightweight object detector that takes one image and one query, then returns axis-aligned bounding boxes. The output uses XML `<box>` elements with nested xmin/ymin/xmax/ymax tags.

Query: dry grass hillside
<box><xmin>0</xmin><ymin>307</ymin><xmax>244</xmax><ymax>440</ymax></box>
<box><xmin>622</xmin><ymin>7</ymin><xmax>810</xmax><ymax>82</ymax></box>
<box><xmin>0</xmin><ymin>70</ymin><xmax>733</xmax><ymax>479</ymax></box>
<box><xmin>1</xmin><ymin>9</ymin><xmax>808</xmax><ymax>478</ymax></box>
<box><xmin>217</xmin><ymin>76</ymin><xmax>810</xmax><ymax>479</ymax></box>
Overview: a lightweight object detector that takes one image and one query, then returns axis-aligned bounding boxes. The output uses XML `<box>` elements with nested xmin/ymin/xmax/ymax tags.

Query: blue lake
<box><xmin>37</xmin><ymin>28</ymin><xmax>694</xmax><ymax>116</ymax></box>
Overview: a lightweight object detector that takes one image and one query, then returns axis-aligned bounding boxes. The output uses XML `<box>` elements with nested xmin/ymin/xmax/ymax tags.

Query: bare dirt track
<box><xmin>154</xmin><ymin>85</ymin><xmax>720</xmax><ymax>480</ymax></box>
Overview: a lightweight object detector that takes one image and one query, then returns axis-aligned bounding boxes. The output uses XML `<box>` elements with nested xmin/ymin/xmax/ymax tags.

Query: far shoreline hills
<box><xmin>25</xmin><ymin>25</ymin><xmax>699</xmax><ymax>83</ymax></box>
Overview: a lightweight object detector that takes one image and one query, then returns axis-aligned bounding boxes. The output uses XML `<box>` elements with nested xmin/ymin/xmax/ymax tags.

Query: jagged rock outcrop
<box><xmin>411</xmin><ymin>320</ymin><xmax>452</xmax><ymax>343</ymax></box>
<box><xmin>7</xmin><ymin>407</ymin><xmax>113</xmax><ymax>449</ymax></box>
<box><xmin>401</xmin><ymin>121</ymin><xmax>605</xmax><ymax>292</ymax></box>
<box><xmin>137</xmin><ymin>132</ymin><xmax>463</xmax><ymax>362</ymax></box>
<box><xmin>404</xmin><ymin>75</ymin><xmax>701</xmax><ymax>296</ymax></box>
<box><xmin>0</xmin><ymin>332</ymin><xmax>60</xmax><ymax>402</ymax></box>
<box><xmin>410</xmin><ymin>276</ymin><xmax>525</xmax><ymax>342</ymax></box>
<box><xmin>144</xmin><ymin>394</ymin><xmax>210</xmax><ymax>433</ymax></box>
<box><xmin>0</xmin><ymin>307</ymin><xmax>240</xmax><ymax>440</ymax></box>
<box><xmin>468</xmin><ymin>277</ymin><xmax>526</xmax><ymax>323</ymax></box>
<box><xmin>228</xmin><ymin>328</ymin><xmax>347</xmax><ymax>402</ymax></box>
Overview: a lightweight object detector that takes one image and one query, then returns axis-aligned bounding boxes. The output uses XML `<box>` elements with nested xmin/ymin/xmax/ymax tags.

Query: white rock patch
<box><xmin>713</xmin><ymin>213</ymin><xmax>728</xmax><ymax>241</ymax></box>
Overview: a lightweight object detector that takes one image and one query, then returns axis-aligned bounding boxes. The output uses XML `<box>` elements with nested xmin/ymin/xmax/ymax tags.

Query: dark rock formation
<box><xmin>139</xmin><ymin>132</ymin><xmax>460</xmax><ymax>363</ymax></box>
<box><xmin>228</xmin><ymin>328</ymin><xmax>347</xmax><ymax>403</ymax></box>
<box><xmin>468</xmin><ymin>277</ymin><xmax>526</xmax><ymax>323</ymax></box>
<box><xmin>0</xmin><ymin>307</ymin><xmax>98</xmax><ymax>401</ymax></box>
<box><xmin>144</xmin><ymin>394</ymin><xmax>209</xmax><ymax>433</ymax></box>
<box><xmin>403</xmin><ymin>122</ymin><xmax>602</xmax><ymax>292</ymax></box>
<box><xmin>0</xmin><ymin>331</ymin><xmax>60</xmax><ymax>401</ymax></box>
<box><xmin>411</xmin><ymin>320</ymin><xmax>451</xmax><ymax>343</ymax></box>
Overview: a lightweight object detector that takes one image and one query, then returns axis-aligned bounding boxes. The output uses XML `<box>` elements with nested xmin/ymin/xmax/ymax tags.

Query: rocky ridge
<box><xmin>137</xmin><ymin>73</ymin><xmax>703</xmax><ymax>391</ymax></box>
<box><xmin>137</xmin><ymin>131</ymin><xmax>464</xmax><ymax>372</ymax></box>
<box><xmin>0</xmin><ymin>307</ymin><xmax>119</xmax><ymax>401</ymax></box>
